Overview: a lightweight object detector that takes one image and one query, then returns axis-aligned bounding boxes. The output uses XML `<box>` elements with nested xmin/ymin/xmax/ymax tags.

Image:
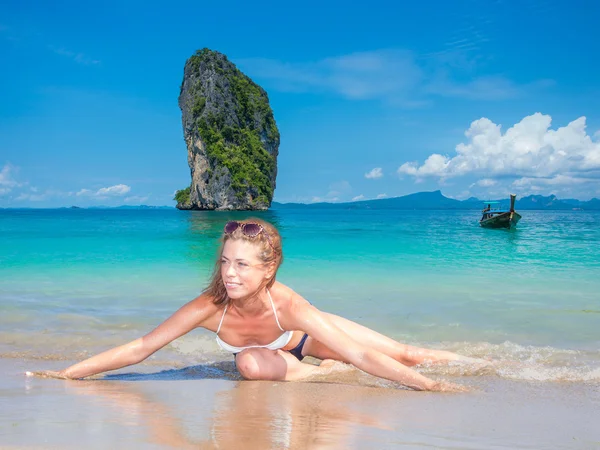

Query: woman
<box><xmin>28</xmin><ymin>219</ymin><xmax>477</xmax><ymax>391</ymax></box>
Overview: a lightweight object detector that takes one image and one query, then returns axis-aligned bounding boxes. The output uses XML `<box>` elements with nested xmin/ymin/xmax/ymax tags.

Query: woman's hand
<box><xmin>25</xmin><ymin>370</ymin><xmax>75</xmax><ymax>380</ymax></box>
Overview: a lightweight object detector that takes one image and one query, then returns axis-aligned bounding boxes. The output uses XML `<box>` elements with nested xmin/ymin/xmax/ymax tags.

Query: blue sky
<box><xmin>1</xmin><ymin>0</ymin><xmax>599</xmax><ymax>207</ymax></box>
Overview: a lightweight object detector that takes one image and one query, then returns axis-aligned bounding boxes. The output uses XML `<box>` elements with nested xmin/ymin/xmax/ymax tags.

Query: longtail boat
<box><xmin>480</xmin><ymin>194</ymin><xmax>521</xmax><ymax>229</ymax></box>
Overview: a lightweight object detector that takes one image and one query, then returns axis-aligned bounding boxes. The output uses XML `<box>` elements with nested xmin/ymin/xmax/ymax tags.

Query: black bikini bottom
<box><xmin>287</xmin><ymin>333</ymin><xmax>309</xmax><ymax>361</ymax></box>
<box><xmin>233</xmin><ymin>333</ymin><xmax>309</xmax><ymax>361</ymax></box>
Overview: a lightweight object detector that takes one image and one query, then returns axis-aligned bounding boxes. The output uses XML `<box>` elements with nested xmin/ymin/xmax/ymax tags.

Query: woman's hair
<box><xmin>204</xmin><ymin>218</ymin><xmax>283</xmax><ymax>306</ymax></box>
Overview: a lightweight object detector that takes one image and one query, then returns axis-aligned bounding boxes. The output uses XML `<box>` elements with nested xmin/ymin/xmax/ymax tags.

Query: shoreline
<box><xmin>2</xmin><ymin>358</ymin><xmax>599</xmax><ymax>449</ymax></box>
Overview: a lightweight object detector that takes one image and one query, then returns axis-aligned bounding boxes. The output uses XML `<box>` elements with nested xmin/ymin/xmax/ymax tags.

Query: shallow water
<box><xmin>1</xmin><ymin>208</ymin><xmax>599</xmax><ymax>384</ymax></box>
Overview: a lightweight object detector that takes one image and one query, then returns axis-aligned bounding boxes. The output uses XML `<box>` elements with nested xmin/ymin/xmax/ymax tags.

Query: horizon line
<box><xmin>1</xmin><ymin>190</ymin><xmax>598</xmax><ymax>210</ymax></box>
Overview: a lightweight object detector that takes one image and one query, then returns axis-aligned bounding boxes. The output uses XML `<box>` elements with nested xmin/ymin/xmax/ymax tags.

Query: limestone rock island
<box><xmin>174</xmin><ymin>49</ymin><xmax>280</xmax><ymax>210</ymax></box>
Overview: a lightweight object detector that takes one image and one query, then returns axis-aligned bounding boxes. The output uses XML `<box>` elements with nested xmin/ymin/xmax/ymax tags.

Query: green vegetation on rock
<box><xmin>173</xmin><ymin>186</ymin><xmax>191</xmax><ymax>205</ymax></box>
<box><xmin>191</xmin><ymin>96</ymin><xmax>206</xmax><ymax>116</ymax></box>
<box><xmin>198</xmin><ymin>114</ymin><xmax>275</xmax><ymax>202</ymax></box>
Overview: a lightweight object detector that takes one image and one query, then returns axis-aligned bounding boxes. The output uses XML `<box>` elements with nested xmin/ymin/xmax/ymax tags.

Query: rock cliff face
<box><xmin>175</xmin><ymin>49</ymin><xmax>280</xmax><ymax>210</ymax></box>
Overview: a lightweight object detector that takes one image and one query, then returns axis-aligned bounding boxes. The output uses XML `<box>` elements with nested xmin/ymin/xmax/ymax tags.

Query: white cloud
<box><xmin>76</xmin><ymin>184</ymin><xmax>131</xmax><ymax>199</ymax></box>
<box><xmin>239</xmin><ymin>49</ymin><xmax>551</xmax><ymax>106</ymax></box>
<box><xmin>426</xmin><ymin>77</ymin><xmax>554</xmax><ymax>101</ymax></box>
<box><xmin>0</xmin><ymin>163</ymin><xmax>25</xmax><ymax>196</ymax></box>
<box><xmin>365</xmin><ymin>167</ymin><xmax>383</xmax><ymax>179</ymax></box>
<box><xmin>14</xmin><ymin>188</ymin><xmax>64</xmax><ymax>202</ymax></box>
<box><xmin>0</xmin><ymin>163</ymin><xmax>18</xmax><ymax>188</ymax></box>
<box><xmin>0</xmin><ymin>166</ymin><xmax>70</xmax><ymax>202</ymax></box>
<box><xmin>427</xmin><ymin>76</ymin><xmax>519</xmax><ymax>100</ymax></box>
<box><xmin>238</xmin><ymin>50</ymin><xmax>422</xmax><ymax>102</ymax></box>
<box><xmin>0</xmin><ymin>165</ymin><xmax>136</xmax><ymax>204</ymax></box>
<box><xmin>7</xmin><ymin>185</ymin><xmax>149</xmax><ymax>205</ymax></box>
<box><xmin>310</xmin><ymin>196</ymin><xmax>323</xmax><ymax>203</ymax></box>
<box><xmin>352</xmin><ymin>195</ymin><xmax>365</xmax><ymax>201</ymax></box>
<box><xmin>48</xmin><ymin>45</ymin><xmax>100</xmax><ymax>66</ymax></box>
<box><xmin>398</xmin><ymin>113</ymin><xmax>600</xmax><ymax>195</ymax></box>
<box><xmin>513</xmin><ymin>174</ymin><xmax>589</xmax><ymax>187</ymax></box>
<box><xmin>470</xmin><ymin>178</ymin><xmax>497</xmax><ymax>188</ymax></box>
<box><xmin>15</xmin><ymin>192</ymin><xmax>47</xmax><ymax>202</ymax></box>
<box><xmin>376</xmin><ymin>193</ymin><xmax>388</xmax><ymax>199</ymax></box>
<box><xmin>399</xmin><ymin>154</ymin><xmax>449</xmax><ymax>178</ymax></box>
<box><xmin>510</xmin><ymin>175</ymin><xmax>599</xmax><ymax>198</ymax></box>
<box><xmin>97</xmin><ymin>184</ymin><xmax>130</xmax><ymax>196</ymax></box>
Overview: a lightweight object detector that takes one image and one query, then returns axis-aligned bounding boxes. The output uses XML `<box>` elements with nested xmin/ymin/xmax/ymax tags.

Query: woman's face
<box><xmin>221</xmin><ymin>239</ymin><xmax>270</xmax><ymax>299</ymax></box>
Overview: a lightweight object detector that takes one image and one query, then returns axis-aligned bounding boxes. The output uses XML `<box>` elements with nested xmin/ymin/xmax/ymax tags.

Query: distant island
<box><xmin>272</xmin><ymin>191</ymin><xmax>600</xmax><ymax>211</ymax></box>
<box><xmin>63</xmin><ymin>205</ymin><xmax>175</xmax><ymax>210</ymax></box>
<box><xmin>3</xmin><ymin>191</ymin><xmax>598</xmax><ymax>210</ymax></box>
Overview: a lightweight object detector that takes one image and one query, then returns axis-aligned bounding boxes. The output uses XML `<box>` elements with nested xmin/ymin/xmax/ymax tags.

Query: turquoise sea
<box><xmin>1</xmin><ymin>208</ymin><xmax>599</xmax><ymax>384</ymax></box>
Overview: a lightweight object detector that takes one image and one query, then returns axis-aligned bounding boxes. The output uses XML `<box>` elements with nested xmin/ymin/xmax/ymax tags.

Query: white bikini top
<box><xmin>215</xmin><ymin>289</ymin><xmax>294</xmax><ymax>353</ymax></box>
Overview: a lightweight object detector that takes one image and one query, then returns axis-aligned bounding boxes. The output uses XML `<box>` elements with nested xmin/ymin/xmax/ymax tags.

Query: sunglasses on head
<box><xmin>224</xmin><ymin>221</ymin><xmax>276</xmax><ymax>251</ymax></box>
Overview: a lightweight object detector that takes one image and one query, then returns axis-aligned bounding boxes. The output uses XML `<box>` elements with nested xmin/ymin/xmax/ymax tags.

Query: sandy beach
<box><xmin>1</xmin><ymin>357</ymin><xmax>598</xmax><ymax>449</ymax></box>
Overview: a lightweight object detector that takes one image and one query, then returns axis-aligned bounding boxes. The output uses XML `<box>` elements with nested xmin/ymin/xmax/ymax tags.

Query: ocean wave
<box><xmin>416</xmin><ymin>341</ymin><xmax>600</xmax><ymax>383</ymax></box>
<box><xmin>4</xmin><ymin>336</ymin><xmax>599</xmax><ymax>384</ymax></box>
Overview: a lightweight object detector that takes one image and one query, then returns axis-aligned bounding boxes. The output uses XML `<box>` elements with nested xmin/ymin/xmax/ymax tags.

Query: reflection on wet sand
<box><xmin>209</xmin><ymin>380</ymin><xmax>390</xmax><ymax>449</ymax></box>
<box><xmin>66</xmin><ymin>376</ymin><xmax>393</xmax><ymax>449</ymax></box>
<box><xmin>11</xmin><ymin>355</ymin><xmax>598</xmax><ymax>450</ymax></box>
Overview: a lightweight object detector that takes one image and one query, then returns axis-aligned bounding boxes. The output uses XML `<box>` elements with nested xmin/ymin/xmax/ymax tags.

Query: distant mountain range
<box><xmin>272</xmin><ymin>191</ymin><xmax>600</xmax><ymax>210</ymax></box>
<box><xmin>0</xmin><ymin>205</ymin><xmax>176</xmax><ymax>210</ymax></box>
<box><xmin>2</xmin><ymin>192</ymin><xmax>598</xmax><ymax>211</ymax></box>
<box><xmin>83</xmin><ymin>205</ymin><xmax>174</xmax><ymax>210</ymax></box>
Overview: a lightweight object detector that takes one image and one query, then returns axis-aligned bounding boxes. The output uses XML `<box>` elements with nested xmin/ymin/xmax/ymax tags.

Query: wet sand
<box><xmin>1</xmin><ymin>358</ymin><xmax>599</xmax><ymax>449</ymax></box>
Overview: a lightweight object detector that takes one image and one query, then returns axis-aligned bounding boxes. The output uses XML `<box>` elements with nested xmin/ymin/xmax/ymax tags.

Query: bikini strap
<box><xmin>267</xmin><ymin>289</ymin><xmax>285</xmax><ymax>331</ymax></box>
<box><xmin>216</xmin><ymin>304</ymin><xmax>228</xmax><ymax>334</ymax></box>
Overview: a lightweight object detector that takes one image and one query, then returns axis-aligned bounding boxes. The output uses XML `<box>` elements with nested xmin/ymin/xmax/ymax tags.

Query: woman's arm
<box><xmin>27</xmin><ymin>295</ymin><xmax>215</xmax><ymax>380</ymax></box>
<box><xmin>287</xmin><ymin>299</ymin><xmax>464</xmax><ymax>392</ymax></box>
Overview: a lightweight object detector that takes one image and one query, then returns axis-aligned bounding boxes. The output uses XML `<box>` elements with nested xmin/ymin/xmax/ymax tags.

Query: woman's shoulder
<box><xmin>270</xmin><ymin>282</ymin><xmax>311</xmax><ymax>309</ymax></box>
<box><xmin>269</xmin><ymin>281</ymin><xmax>293</xmax><ymax>300</ymax></box>
<box><xmin>270</xmin><ymin>282</ymin><xmax>317</xmax><ymax>330</ymax></box>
